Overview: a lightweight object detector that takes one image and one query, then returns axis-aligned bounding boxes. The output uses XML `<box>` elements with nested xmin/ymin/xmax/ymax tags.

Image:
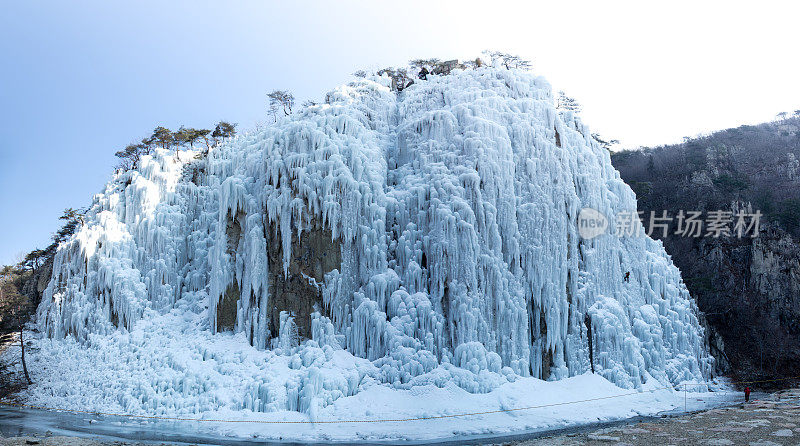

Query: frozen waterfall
<box><xmin>31</xmin><ymin>66</ymin><xmax>712</xmax><ymax>418</ymax></box>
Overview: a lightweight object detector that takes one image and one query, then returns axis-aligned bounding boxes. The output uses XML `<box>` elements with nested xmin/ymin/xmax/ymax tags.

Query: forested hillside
<box><xmin>612</xmin><ymin>115</ymin><xmax>800</xmax><ymax>385</ymax></box>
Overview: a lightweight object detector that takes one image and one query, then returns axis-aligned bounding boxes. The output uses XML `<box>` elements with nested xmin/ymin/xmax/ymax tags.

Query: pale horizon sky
<box><xmin>2</xmin><ymin>0</ymin><xmax>800</xmax><ymax>265</ymax></box>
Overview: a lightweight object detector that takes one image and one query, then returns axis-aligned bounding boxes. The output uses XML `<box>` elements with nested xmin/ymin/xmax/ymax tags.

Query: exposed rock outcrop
<box><xmin>265</xmin><ymin>221</ymin><xmax>340</xmax><ymax>340</ymax></box>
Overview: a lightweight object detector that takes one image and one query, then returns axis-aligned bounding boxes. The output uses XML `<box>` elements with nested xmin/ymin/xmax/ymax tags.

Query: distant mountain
<box><xmin>612</xmin><ymin>116</ymin><xmax>800</xmax><ymax>385</ymax></box>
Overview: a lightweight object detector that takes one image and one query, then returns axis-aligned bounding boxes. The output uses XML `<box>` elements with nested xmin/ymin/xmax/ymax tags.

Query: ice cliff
<box><xmin>32</xmin><ymin>67</ymin><xmax>712</xmax><ymax>416</ymax></box>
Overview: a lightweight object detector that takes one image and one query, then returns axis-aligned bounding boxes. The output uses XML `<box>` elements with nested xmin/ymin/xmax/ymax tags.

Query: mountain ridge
<box><xmin>612</xmin><ymin>116</ymin><xmax>800</xmax><ymax>385</ymax></box>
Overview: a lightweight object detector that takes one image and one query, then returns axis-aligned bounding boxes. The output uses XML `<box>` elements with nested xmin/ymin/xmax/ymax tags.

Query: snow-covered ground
<box><xmin>197</xmin><ymin>376</ymin><xmax>728</xmax><ymax>442</ymax></box>
<box><xmin>8</xmin><ymin>323</ymin><xmax>731</xmax><ymax>442</ymax></box>
<box><xmin>10</xmin><ymin>65</ymin><xmax>718</xmax><ymax>441</ymax></box>
<box><xmin>0</xmin><ymin>384</ymin><xmax>744</xmax><ymax>444</ymax></box>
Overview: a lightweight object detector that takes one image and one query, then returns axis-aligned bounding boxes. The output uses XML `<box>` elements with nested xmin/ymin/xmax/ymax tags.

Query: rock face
<box><xmin>751</xmin><ymin>226</ymin><xmax>800</xmax><ymax>303</ymax></box>
<box><xmin>0</xmin><ymin>257</ymin><xmax>51</xmax><ymax>334</ymax></box>
<box><xmin>216</xmin><ymin>211</ymin><xmax>246</xmax><ymax>331</ymax></box>
<box><xmin>265</xmin><ymin>221</ymin><xmax>341</xmax><ymax>340</ymax></box>
<box><xmin>669</xmin><ymin>224</ymin><xmax>800</xmax><ymax>382</ymax></box>
<box><xmin>612</xmin><ymin>118</ymin><xmax>800</xmax><ymax>384</ymax></box>
<box><xmin>215</xmin><ymin>212</ymin><xmax>341</xmax><ymax>340</ymax></box>
<box><xmin>31</xmin><ymin>67</ymin><xmax>711</xmax><ymax>416</ymax></box>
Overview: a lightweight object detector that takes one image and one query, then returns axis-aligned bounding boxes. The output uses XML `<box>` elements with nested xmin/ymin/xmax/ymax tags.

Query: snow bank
<box><xmin>24</xmin><ymin>66</ymin><xmax>713</xmax><ymax>435</ymax></box>
<box><xmin>12</xmin><ymin>321</ymin><xmax>728</xmax><ymax>442</ymax></box>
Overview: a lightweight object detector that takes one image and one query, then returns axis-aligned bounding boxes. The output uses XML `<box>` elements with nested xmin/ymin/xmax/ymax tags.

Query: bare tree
<box><xmin>12</xmin><ymin>302</ymin><xmax>31</xmax><ymax>385</ymax></box>
<box><xmin>376</xmin><ymin>67</ymin><xmax>412</xmax><ymax>92</ymax></box>
<box><xmin>463</xmin><ymin>57</ymin><xmax>485</xmax><ymax>69</ymax></box>
<box><xmin>431</xmin><ymin>60</ymin><xmax>460</xmax><ymax>76</ymax></box>
<box><xmin>267</xmin><ymin>90</ymin><xmax>295</xmax><ymax>120</ymax></box>
<box><xmin>557</xmin><ymin>91</ymin><xmax>582</xmax><ymax>113</ymax></box>
<box><xmin>409</xmin><ymin>58</ymin><xmax>441</xmax><ymax>71</ymax></box>
<box><xmin>482</xmin><ymin>51</ymin><xmax>532</xmax><ymax>69</ymax></box>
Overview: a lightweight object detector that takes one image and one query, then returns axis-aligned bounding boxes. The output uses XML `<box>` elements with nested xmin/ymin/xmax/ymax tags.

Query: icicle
<box><xmin>33</xmin><ymin>67</ymin><xmax>712</xmax><ymax>417</ymax></box>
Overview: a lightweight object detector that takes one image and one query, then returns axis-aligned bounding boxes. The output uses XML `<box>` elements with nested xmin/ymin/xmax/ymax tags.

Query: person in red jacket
<box><xmin>745</xmin><ymin>386</ymin><xmax>751</xmax><ymax>402</ymax></box>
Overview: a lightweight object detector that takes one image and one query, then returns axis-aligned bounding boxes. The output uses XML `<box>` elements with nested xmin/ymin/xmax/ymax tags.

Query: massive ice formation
<box><xmin>33</xmin><ymin>66</ymin><xmax>712</xmax><ymax>415</ymax></box>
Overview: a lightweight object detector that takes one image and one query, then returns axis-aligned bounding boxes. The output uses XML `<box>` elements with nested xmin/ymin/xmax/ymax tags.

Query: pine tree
<box><xmin>139</xmin><ymin>137</ymin><xmax>154</xmax><ymax>155</ymax></box>
<box><xmin>212</xmin><ymin>121</ymin><xmax>237</xmax><ymax>144</ymax></box>
<box><xmin>151</xmin><ymin>126</ymin><xmax>175</xmax><ymax>150</ymax></box>
<box><xmin>173</xmin><ymin>126</ymin><xmax>191</xmax><ymax>151</ymax></box>
<box><xmin>591</xmin><ymin>133</ymin><xmax>619</xmax><ymax>151</ymax></box>
<box><xmin>21</xmin><ymin>249</ymin><xmax>46</xmax><ymax>271</ymax></box>
<box><xmin>174</xmin><ymin>126</ymin><xmax>204</xmax><ymax>153</ymax></box>
<box><xmin>114</xmin><ymin>142</ymin><xmax>147</xmax><ymax>170</ymax></box>
<box><xmin>41</xmin><ymin>207</ymin><xmax>87</xmax><ymax>257</ymax></box>
<box><xmin>195</xmin><ymin>129</ymin><xmax>212</xmax><ymax>149</ymax></box>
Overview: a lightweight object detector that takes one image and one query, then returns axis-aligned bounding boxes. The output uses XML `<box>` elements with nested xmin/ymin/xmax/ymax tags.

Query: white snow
<box><xmin>15</xmin><ymin>66</ymin><xmax>715</xmax><ymax>440</ymax></box>
<box><xmin>772</xmin><ymin>429</ymin><xmax>794</xmax><ymax>437</ymax></box>
<box><xmin>16</xmin><ymin>316</ymin><xmax>728</xmax><ymax>441</ymax></box>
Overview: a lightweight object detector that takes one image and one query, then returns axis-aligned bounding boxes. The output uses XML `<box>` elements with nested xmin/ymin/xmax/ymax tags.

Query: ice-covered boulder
<box><xmin>33</xmin><ymin>66</ymin><xmax>712</xmax><ymax>416</ymax></box>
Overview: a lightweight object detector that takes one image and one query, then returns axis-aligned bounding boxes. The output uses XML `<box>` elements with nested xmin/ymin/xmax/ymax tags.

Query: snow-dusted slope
<box><xmin>30</xmin><ymin>67</ymin><xmax>712</xmax><ymax>421</ymax></box>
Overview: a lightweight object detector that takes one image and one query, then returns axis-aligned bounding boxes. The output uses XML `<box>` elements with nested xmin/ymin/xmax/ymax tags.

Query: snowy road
<box><xmin>505</xmin><ymin>389</ymin><xmax>798</xmax><ymax>445</ymax></box>
<box><xmin>0</xmin><ymin>389</ymin><xmax>751</xmax><ymax>445</ymax></box>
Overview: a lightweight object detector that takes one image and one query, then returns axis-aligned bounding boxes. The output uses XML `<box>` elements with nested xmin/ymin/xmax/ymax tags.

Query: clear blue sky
<box><xmin>2</xmin><ymin>0</ymin><xmax>799</xmax><ymax>265</ymax></box>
